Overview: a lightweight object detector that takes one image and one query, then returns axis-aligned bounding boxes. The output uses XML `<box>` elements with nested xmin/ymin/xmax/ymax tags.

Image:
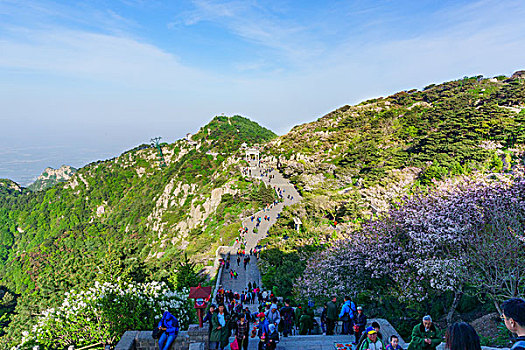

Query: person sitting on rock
<box><xmin>408</xmin><ymin>316</ymin><xmax>442</xmax><ymax>350</ymax></box>
<box><xmin>157</xmin><ymin>310</ymin><xmax>179</xmax><ymax>350</ymax></box>
<box><xmin>358</xmin><ymin>326</ymin><xmax>386</xmax><ymax>350</ymax></box>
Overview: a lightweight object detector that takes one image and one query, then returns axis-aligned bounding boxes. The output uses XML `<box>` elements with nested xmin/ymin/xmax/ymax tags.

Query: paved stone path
<box><xmin>239</xmin><ymin>165</ymin><xmax>302</xmax><ymax>252</ymax></box>
<box><xmin>218</xmin><ymin>164</ymin><xmax>359</xmax><ymax>349</ymax></box>
<box><xmin>218</xmin><ymin>165</ymin><xmax>301</xmax><ymax>313</ymax></box>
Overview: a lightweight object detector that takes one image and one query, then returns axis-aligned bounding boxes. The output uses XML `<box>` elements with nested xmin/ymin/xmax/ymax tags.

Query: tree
<box><xmin>463</xmin><ymin>208</ymin><xmax>525</xmax><ymax>314</ymax></box>
<box><xmin>172</xmin><ymin>253</ymin><xmax>205</xmax><ymax>291</ymax></box>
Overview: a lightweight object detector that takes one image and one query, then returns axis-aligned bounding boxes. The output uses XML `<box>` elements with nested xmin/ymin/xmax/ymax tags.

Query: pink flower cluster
<box><xmin>296</xmin><ymin>176</ymin><xmax>525</xmax><ymax>302</ymax></box>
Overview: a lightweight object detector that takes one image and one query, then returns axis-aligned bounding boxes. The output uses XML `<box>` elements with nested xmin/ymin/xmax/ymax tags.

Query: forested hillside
<box><xmin>0</xmin><ymin>115</ymin><xmax>276</xmax><ymax>348</ymax></box>
<box><xmin>260</xmin><ymin>72</ymin><xmax>525</xmax><ymax>300</ymax></box>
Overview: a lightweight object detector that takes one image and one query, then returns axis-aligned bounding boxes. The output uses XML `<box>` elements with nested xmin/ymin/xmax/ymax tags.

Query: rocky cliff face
<box><xmin>28</xmin><ymin>165</ymin><xmax>77</xmax><ymax>191</ymax></box>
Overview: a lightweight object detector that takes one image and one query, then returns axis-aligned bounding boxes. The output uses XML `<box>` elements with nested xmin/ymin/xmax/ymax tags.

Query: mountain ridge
<box><xmin>1</xmin><ymin>72</ymin><xmax>525</xmax><ymax>347</ymax></box>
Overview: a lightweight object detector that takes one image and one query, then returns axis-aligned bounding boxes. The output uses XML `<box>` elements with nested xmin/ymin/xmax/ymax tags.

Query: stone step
<box><xmin>228</xmin><ymin>334</ymin><xmax>356</xmax><ymax>350</ymax></box>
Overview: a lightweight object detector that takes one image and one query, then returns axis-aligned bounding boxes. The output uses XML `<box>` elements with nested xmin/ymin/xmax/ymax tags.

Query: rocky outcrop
<box><xmin>0</xmin><ymin>179</ymin><xmax>22</xmax><ymax>194</ymax></box>
<box><xmin>28</xmin><ymin>165</ymin><xmax>76</xmax><ymax>191</ymax></box>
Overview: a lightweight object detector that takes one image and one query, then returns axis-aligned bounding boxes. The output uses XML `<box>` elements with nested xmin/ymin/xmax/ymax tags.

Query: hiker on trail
<box><xmin>358</xmin><ymin>326</ymin><xmax>386</xmax><ymax>350</ymax></box>
<box><xmin>210</xmin><ymin>303</ymin><xmax>231</xmax><ymax>350</ymax></box>
<box><xmin>267</xmin><ymin>323</ymin><xmax>280</xmax><ymax>350</ymax></box>
<box><xmin>408</xmin><ymin>316</ymin><xmax>441</xmax><ymax>350</ymax></box>
<box><xmin>326</xmin><ymin>296</ymin><xmax>338</xmax><ymax>335</ymax></box>
<box><xmin>320</xmin><ymin>303</ymin><xmax>327</xmax><ymax>334</ymax></box>
<box><xmin>299</xmin><ymin>307</ymin><xmax>314</xmax><ymax>335</ymax></box>
<box><xmin>280</xmin><ymin>299</ymin><xmax>295</xmax><ymax>337</ymax></box>
<box><xmin>387</xmin><ymin>335</ymin><xmax>404</xmax><ymax>350</ymax></box>
<box><xmin>253</xmin><ymin>312</ymin><xmax>270</xmax><ymax>350</ymax></box>
<box><xmin>502</xmin><ymin>298</ymin><xmax>525</xmax><ymax>350</ymax></box>
<box><xmin>354</xmin><ymin>306</ymin><xmax>367</xmax><ymax>344</ymax></box>
<box><xmin>237</xmin><ymin>256</ymin><xmax>241</xmax><ymax>266</ymax></box>
<box><xmin>230</xmin><ymin>270</ymin><xmax>234</xmax><ymax>279</ymax></box>
<box><xmin>235</xmin><ymin>312</ymin><xmax>250</xmax><ymax>350</ymax></box>
<box><xmin>234</xmin><ymin>271</ymin><xmax>238</xmax><ymax>279</ymax></box>
<box><xmin>203</xmin><ymin>304</ymin><xmax>216</xmax><ymax>344</ymax></box>
<box><xmin>444</xmin><ymin>323</ymin><xmax>480</xmax><ymax>350</ymax></box>
<box><xmin>265</xmin><ymin>304</ymin><xmax>281</xmax><ymax>326</ymax></box>
<box><xmin>339</xmin><ymin>296</ymin><xmax>356</xmax><ymax>335</ymax></box>
<box><xmin>157</xmin><ymin>310</ymin><xmax>179</xmax><ymax>350</ymax></box>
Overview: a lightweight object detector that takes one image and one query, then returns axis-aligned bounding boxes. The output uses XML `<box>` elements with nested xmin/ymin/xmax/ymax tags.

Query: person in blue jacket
<box><xmin>339</xmin><ymin>296</ymin><xmax>356</xmax><ymax>335</ymax></box>
<box><xmin>253</xmin><ymin>312</ymin><xmax>270</xmax><ymax>350</ymax></box>
<box><xmin>157</xmin><ymin>310</ymin><xmax>179</xmax><ymax>350</ymax></box>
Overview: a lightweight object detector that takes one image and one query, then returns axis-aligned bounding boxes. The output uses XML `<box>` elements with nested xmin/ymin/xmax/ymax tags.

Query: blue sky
<box><xmin>1</xmin><ymin>0</ymin><xmax>525</xmax><ymax>185</ymax></box>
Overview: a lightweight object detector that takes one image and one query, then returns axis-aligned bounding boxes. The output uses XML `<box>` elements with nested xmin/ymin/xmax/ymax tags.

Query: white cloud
<box><xmin>0</xmin><ymin>27</ymin><xmax>209</xmax><ymax>89</ymax></box>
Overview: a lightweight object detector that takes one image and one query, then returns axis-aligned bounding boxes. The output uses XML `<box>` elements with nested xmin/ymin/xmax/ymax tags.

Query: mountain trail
<box><xmin>218</xmin><ymin>163</ymin><xmax>302</xmax><ymax>305</ymax></box>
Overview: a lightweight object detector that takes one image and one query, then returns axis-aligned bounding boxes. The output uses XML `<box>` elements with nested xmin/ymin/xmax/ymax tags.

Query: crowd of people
<box><xmin>155</xmin><ymin>296</ymin><xmax>525</xmax><ymax>350</ymax></box>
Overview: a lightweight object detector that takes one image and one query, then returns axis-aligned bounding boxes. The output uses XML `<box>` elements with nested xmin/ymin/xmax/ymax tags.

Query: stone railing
<box><xmin>211</xmin><ymin>245</ymin><xmax>236</xmax><ymax>304</ymax></box>
<box><xmin>115</xmin><ymin>325</ymin><xmax>207</xmax><ymax>350</ymax></box>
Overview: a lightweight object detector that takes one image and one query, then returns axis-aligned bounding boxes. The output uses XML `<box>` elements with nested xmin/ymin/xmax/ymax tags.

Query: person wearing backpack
<box><xmin>280</xmin><ymin>299</ymin><xmax>295</xmax><ymax>337</ymax></box>
<box><xmin>339</xmin><ymin>296</ymin><xmax>356</xmax><ymax>335</ymax></box>
<box><xmin>502</xmin><ymin>298</ymin><xmax>525</xmax><ymax>350</ymax></box>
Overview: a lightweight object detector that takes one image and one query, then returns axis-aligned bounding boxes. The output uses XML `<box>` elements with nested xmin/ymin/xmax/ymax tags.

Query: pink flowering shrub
<box><xmin>296</xmin><ymin>176</ymin><xmax>525</xmax><ymax>305</ymax></box>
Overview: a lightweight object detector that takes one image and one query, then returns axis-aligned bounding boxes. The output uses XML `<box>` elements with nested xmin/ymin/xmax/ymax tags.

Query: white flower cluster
<box><xmin>17</xmin><ymin>280</ymin><xmax>193</xmax><ymax>350</ymax></box>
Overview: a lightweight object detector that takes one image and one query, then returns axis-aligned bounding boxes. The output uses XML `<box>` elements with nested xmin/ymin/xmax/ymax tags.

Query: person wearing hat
<box><xmin>358</xmin><ymin>326</ymin><xmax>386</xmax><ymax>350</ymax></box>
<box><xmin>408</xmin><ymin>316</ymin><xmax>442</xmax><ymax>350</ymax></box>
<box><xmin>266</xmin><ymin>323</ymin><xmax>280</xmax><ymax>350</ymax></box>
<box><xmin>354</xmin><ymin>306</ymin><xmax>367</xmax><ymax>345</ymax></box>
<box><xmin>254</xmin><ymin>312</ymin><xmax>270</xmax><ymax>350</ymax></box>
<box><xmin>265</xmin><ymin>304</ymin><xmax>281</xmax><ymax>326</ymax></box>
<box><xmin>357</xmin><ymin>321</ymin><xmax>383</xmax><ymax>349</ymax></box>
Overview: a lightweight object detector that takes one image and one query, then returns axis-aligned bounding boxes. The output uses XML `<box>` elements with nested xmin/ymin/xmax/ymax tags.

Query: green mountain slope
<box><xmin>0</xmin><ymin>115</ymin><xmax>276</xmax><ymax>345</ymax></box>
<box><xmin>259</xmin><ymin>72</ymin><xmax>525</xmax><ymax>296</ymax></box>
